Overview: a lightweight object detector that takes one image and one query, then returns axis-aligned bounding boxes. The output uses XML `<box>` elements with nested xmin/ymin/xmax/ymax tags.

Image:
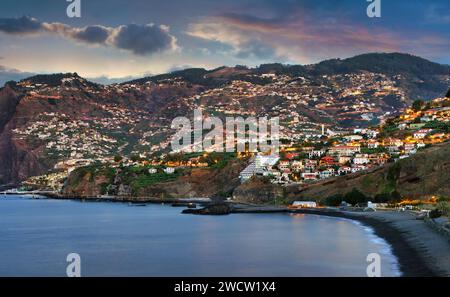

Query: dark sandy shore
<box><xmin>191</xmin><ymin>203</ymin><xmax>449</xmax><ymax>276</ymax></box>
<box><xmin>285</xmin><ymin>208</ymin><xmax>449</xmax><ymax>277</ymax></box>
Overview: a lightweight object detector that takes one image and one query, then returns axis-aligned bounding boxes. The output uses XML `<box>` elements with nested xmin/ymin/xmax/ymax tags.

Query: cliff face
<box><xmin>0</xmin><ymin>85</ymin><xmax>43</xmax><ymax>185</ymax></box>
<box><xmin>137</xmin><ymin>161</ymin><xmax>246</xmax><ymax>199</ymax></box>
<box><xmin>233</xmin><ymin>142</ymin><xmax>450</xmax><ymax>203</ymax></box>
<box><xmin>0</xmin><ymin>84</ymin><xmax>90</xmax><ymax>184</ymax></box>
<box><xmin>62</xmin><ymin>159</ymin><xmax>248</xmax><ymax>199</ymax></box>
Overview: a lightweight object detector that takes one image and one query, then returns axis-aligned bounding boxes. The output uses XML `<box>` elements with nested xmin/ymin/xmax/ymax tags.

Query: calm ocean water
<box><xmin>0</xmin><ymin>195</ymin><xmax>400</xmax><ymax>276</ymax></box>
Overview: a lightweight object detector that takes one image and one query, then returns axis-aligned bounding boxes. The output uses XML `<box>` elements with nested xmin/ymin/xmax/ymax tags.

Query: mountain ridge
<box><xmin>0</xmin><ymin>52</ymin><xmax>449</xmax><ymax>185</ymax></box>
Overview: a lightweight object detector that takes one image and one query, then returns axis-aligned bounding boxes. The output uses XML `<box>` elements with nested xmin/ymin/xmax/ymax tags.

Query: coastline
<box><xmin>185</xmin><ymin>203</ymin><xmax>449</xmax><ymax>277</ymax></box>
<box><xmin>285</xmin><ymin>208</ymin><xmax>448</xmax><ymax>277</ymax></box>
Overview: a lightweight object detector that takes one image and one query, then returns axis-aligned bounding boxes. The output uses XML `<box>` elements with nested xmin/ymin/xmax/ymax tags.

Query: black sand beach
<box><xmin>288</xmin><ymin>209</ymin><xmax>449</xmax><ymax>277</ymax></box>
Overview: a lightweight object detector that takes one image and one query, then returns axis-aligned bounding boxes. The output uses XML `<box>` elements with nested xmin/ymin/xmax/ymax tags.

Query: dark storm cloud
<box><xmin>110</xmin><ymin>24</ymin><xmax>177</xmax><ymax>55</ymax></box>
<box><xmin>0</xmin><ymin>16</ymin><xmax>177</xmax><ymax>55</ymax></box>
<box><xmin>71</xmin><ymin>25</ymin><xmax>110</xmax><ymax>44</ymax></box>
<box><xmin>0</xmin><ymin>16</ymin><xmax>42</xmax><ymax>34</ymax></box>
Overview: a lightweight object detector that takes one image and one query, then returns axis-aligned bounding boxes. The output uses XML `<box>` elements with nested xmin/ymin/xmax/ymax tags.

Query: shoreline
<box><xmin>4</xmin><ymin>194</ymin><xmax>448</xmax><ymax>277</ymax></box>
<box><xmin>284</xmin><ymin>208</ymin><xmax>448</xmax><ymax>277</ymax></box>
<box><xmin>183</xmin><ymin>204</ymin><xmax>449</xmax><ymax>277</ymax></box>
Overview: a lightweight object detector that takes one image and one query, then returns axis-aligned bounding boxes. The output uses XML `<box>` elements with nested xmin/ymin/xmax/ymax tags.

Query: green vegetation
<box><xmin>436</xmin><ymin>201</ymin><xmax>450</xmax><ymax>217</ymax></box>
<box><xmin>322</xmin><ymin>188</ymin><xmax>370</xmax><ymax>206</ymax></box>
<box><xmin>322</xmin><ymin>194</ymin><xmax>345</xmax><ymax>207</ymax></box>
<box><xmin>423</xmin><ymin>121</ymin><xmax>450</xmax><ymax>133</ymax></box>
<box><xmin>373</xmin><ymin>191</ymin><xmax>401</xmax><ymax>203</ymax></box>
<box><xmin>130</xmin><ymin>172</ymin><xmax>178</xmax><ymax>194</ymax></box>
<box><xmin>383</xmin><ymin>162</ymin><xmax>401</xmax><ymax>193</ymax></box>
<box><xmin>322</xmin><ymin>187</ymin><xmax>402</xmax><ymax>206</ymax></box>
<box><xmin>71</xmin><ymin>164</ymin><xmax>115</xmax><ymax>186</ymax></box>
<box><xmin>412</xmin><ymin>99</ymin><xmax>425</xmax><ymax>111</ymax></box>
<box><xmin>380</xmin><ymin>121</ymin><xmax>399</xmax><ymax>138</ymax></box>
<box><xmin>446</xmin><ymin>89</ymin><xmax>450</xmax><ymax>98</ymax></box>
<box><xmin>429</xmin><ymin>209</ymin><xmax>442</xmax><ymax>219</ymax></box>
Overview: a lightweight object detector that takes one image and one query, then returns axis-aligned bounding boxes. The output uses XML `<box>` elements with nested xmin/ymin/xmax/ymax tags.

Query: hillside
<box><xmin>233</xmin><ymin>141</ymin><xmax>450</xmax><ymax>203</ymax></box>
<box><xmin>62</xmin><ymin>157</ymin><xmax>248</xmax><ymax>199</ymax></box>
<box><xmin>1</xmin><ymin>52</ymin><xmax>450</xmax><ymax>185</ymax></box>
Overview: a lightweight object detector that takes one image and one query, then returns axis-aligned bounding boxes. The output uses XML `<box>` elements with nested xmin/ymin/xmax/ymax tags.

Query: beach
<box><xmin>281</xmin><ymin>208</ymin><xmax>450</xmax><ymax>277</ymax></box>
<box><xmin>353</xmin><ymin>211</ymin><xmax>450</xmax><ymax>277</ymax></box>
<box><xmin>170</xmin><ymin>201</ymin><xmax>450</xmax><ymax>276</ymax></box>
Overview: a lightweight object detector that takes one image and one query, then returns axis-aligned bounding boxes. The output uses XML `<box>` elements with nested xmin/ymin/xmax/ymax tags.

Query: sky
<box><xmin>1</xmin><ymin>0</ymin><xmax>450</xmax><ymax>84</ymax></box>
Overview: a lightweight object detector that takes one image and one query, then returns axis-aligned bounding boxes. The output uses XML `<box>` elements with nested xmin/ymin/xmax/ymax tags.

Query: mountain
<box><xmin>0</xmin><ymin>52</ymin><xmax>449</xmax><ymax>185</ymax></box>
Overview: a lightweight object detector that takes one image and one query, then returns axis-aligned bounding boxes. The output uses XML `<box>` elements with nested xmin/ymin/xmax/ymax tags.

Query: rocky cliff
<box><xmin>62</xmin><ymin>158</ymin><xmax>248</xmax><ymax>199</ymax></box>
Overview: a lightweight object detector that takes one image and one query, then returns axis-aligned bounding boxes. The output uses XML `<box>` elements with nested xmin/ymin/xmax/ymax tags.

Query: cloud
<box><xmin>0</xmin><ymin>64</ymin><xmax>35</xmax><ymax>86</ymax></box>
<box><xmin>72</xmin><ymin>25</ymin><xmax>111</xmax><ymax>44</ymax></box>
<box><xmin>109</xmin><ymin>24</ymin><xmax>178</xmax><ymax>55</ymax></box>
<box><xmin>0</xmin><ymin>16</ymin><xmax>41</xmax><ymax>35</ymax></box>
<box><xmin>87</xmin><ymin>75</ymin><xmax>141</xmax><ymax>85</ymax></box>
<box><xmin>186</xmin><ymin>12</ymin><xmax>450</xmax><ymax>64</ymax></box>
<box><xmin>426</xmin><ymin>5</ymin><xmax>450</xmax><ymax>24</ymax></box>
<box><xmin>0</xmin><ymin>16</ymin><xmax>178</xmax><ymax>56</ymax></box>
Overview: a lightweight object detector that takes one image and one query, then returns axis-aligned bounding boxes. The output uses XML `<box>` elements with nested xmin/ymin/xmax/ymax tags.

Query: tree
<box><xmin>323</xmin><ymin>194</ymin><xmax>344</xmax><ymax>207</ymax></box>
<box><xmin>412</xmin><ymin>99</ymin><xmax>425</xmax><ymax>111</ymax></box>
<box><xmin>114</xmin><ymin>154</ymin><xmax>123</xmax><ymax>163</ymax></box>
<box><xmin>344</xmin><ymin>188</ymin><xmax>369</xmax><ymax>205</ymax></box>
<box><xmin>130</xmin><ymin>154</ymin><xmax>141</xmax><ymax>162</ymax></box>
<box><xmin>446</xmin><ymin>89</ymin><xmax>450</xmax><ymax>98</ymax></box>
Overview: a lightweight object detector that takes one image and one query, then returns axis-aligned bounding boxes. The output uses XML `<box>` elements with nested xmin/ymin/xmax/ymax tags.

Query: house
<box><xmin>308</xmin><ymin>149</ymin><xmax>325</xmax><ymax>158</ymax></box>
<box><xmin>290</xmin><ymin>201</ymin><xmax>317</xmax><ymax>208</ymax></box>
<box><xmin>398</xmin><ymin>123</ymin><xmax>407</xmax><ymax>130</ymax></box>
<box><xmin>319</xmin><ymin>156</ymin><xmax>336</xmax><ymax>166</ymax></box>
<box><xmin>291</xmin><ymin>160</ymin><xmax>304</xmax><ymax>171</ymax></box>
<box><xmin>383</xmin><ymin>138</ymin><xmax>403</xmax><ymax>147</ymax></box>
<box><xmin>319</xmin><ymin>169</ymin><xmax>335</xmax><ymax>179</ymax></box>
<box><xmin>369</xmin><ymin>154</ymin><xmax>388</xmax><ymax>165</ymax></box>
<box><xmin>367</xmin><ymin>139</ymin><xmax>380</xmax><ymax>149</ymax></box>
<box><xmin>351</xmin><ymin>165</ymin><xmax>368</xmax><ymax>173</ymax></box>
<box><xmin>416</xmin><ymin>142</ymin><xmax>426</xmax><ymax>148</ymax></box>
<box><xmin>278</xmin><ymin>160</ymin><xmax>290</xmax><ymax>170</ymax></box>
<box><xmin>338</xmin><ymin>156</ymin><xmax>352</xmax><ymax>165</ymax></box>
<box><xmin>240</xmin><ymin>162</ymin><xmax>264</xmax><ymax>182</ymax></box>
<box><xmin>338</xmin><ymin>166</ymin><xmax>352</xmax><ymax>175</ymax></box>
<box><xmin>285</xmin><ymin>152</ymin><xmax>299</xmax><ymax>160</ymax></box>
<box><xmin>414</xmin><ymin>129</ymin><xmax>433</xmax><ymax>139</ymax></box>
<box><xmin>255</xmin><ymin>154</ymin><xmax>280</xmax><ymax>167</ymax></box>
<box><xmin>404</xmin><ymin>143</ymin><xmax>416</xmax><ymax>153</ymax></box>
<box><xmin>353</xmin><ymin>154</ymin><xmax>370</xmax><ymax>165</ymax></box>
<box><xmin>304</xmin><ymin>160</ymin><xmax>317</xmax><ymax>172</ymax></box>
<box><xmin>164</xmin><ymin>167</ymin><xmax>175</xmax><ymax>174</ymax></box>
<box><xmin>148</xmin><ymin>168</ymin><xmax>158</xmax><ymax>174</ymax></box>
<box><xmin>329</xmin><ymin>146</ymin><xmax>361</xmax><ymax>156</ymax></box>
<box><xmin>344</xmin><ymin>135</ymin><xmax>363</xmax><ymax>142</ymax></box>
<box><xmin>302</xmin><ymin>172</ymin><xmax>318</xmax><ymax>181</ymax></box>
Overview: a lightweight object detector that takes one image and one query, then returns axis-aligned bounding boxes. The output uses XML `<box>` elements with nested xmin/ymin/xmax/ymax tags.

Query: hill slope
<box><xmin>1</xmin><ymin>52</ymin><xmax>450</xmax><ymax>185</ymax></box>
<box><xmin>233</xmin><ymin>141</ymin><xmax>450</xmax><ymax>203</ymax></box>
